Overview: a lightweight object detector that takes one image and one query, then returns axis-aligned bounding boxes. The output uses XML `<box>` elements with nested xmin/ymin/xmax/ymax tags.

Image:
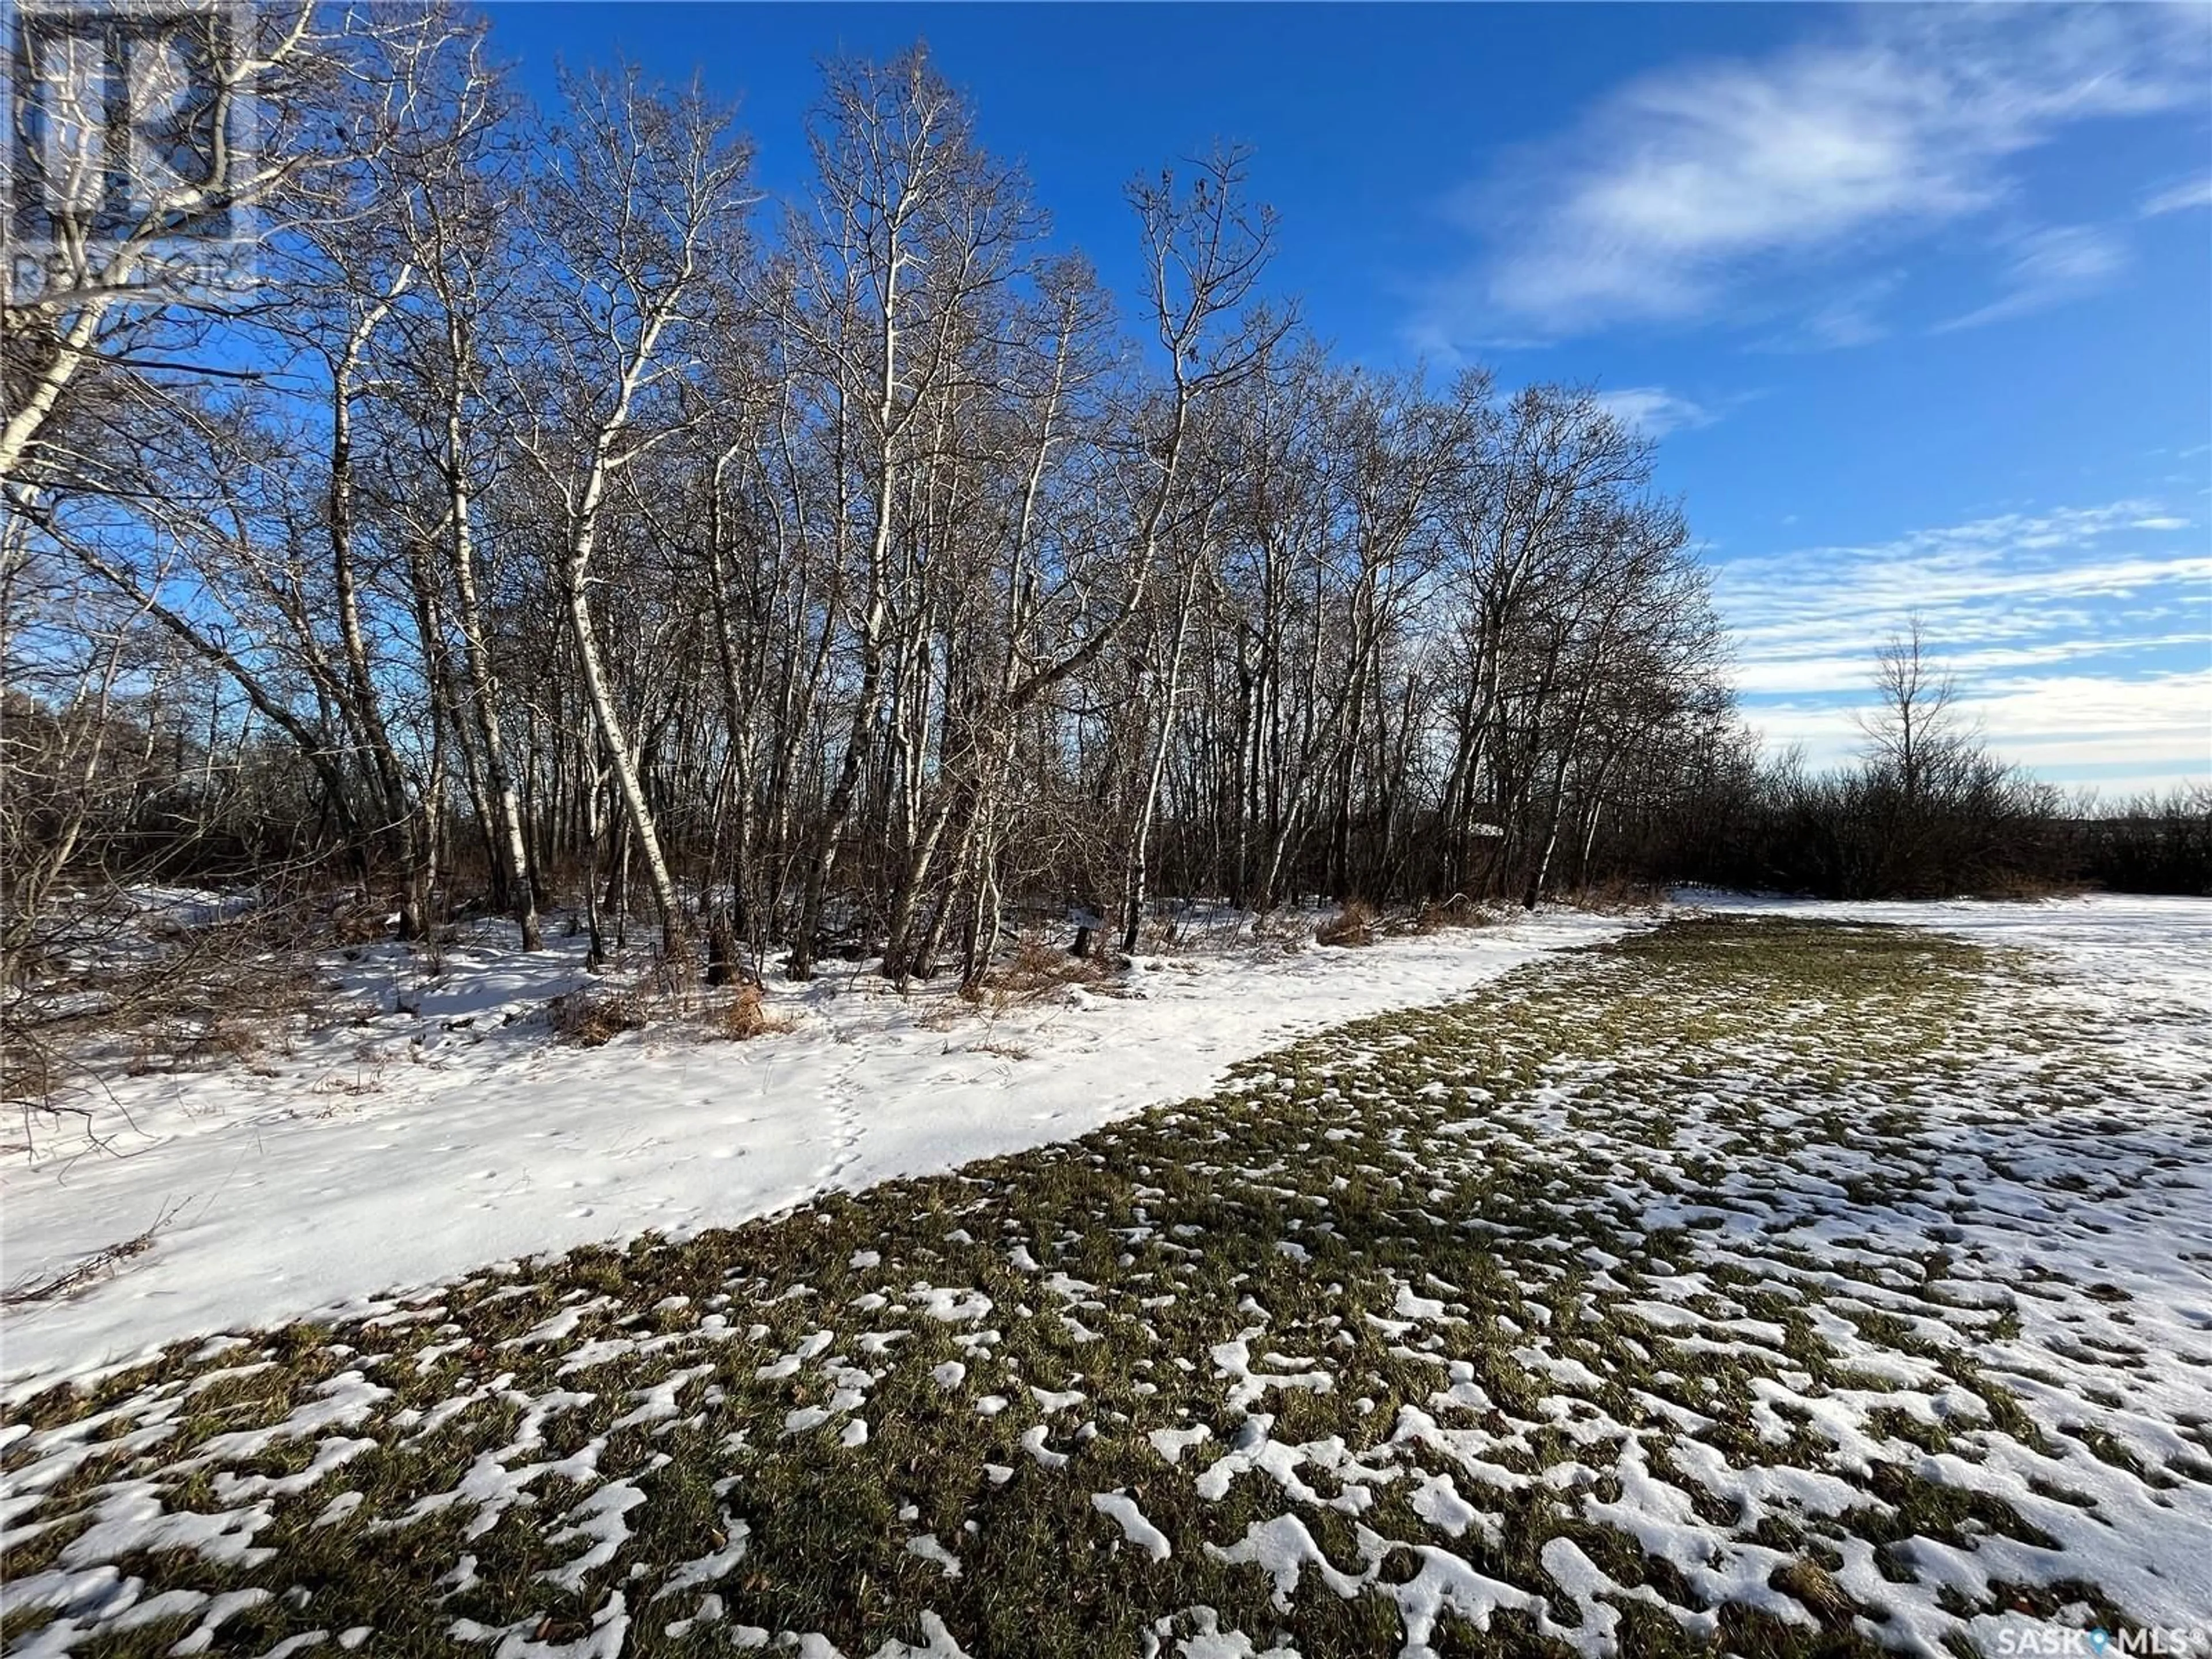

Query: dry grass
<box><xmin>1410</xmin><ymin>894</ymin><xmax>1494</xmax><ymax>934</ymax></box>
<box><xmin>1564</xmin><ymin>876</ymin><xmax>1667</xmax><ymax>913</ymax></box>
<box><xmin>719</xmin><ymin>983</ymin><xmax>796</xmax><ymax>1042</ymax></box>
<box><xmin>976</xmin><ymin>934</ymin><xmax>1127</xmax><ymax>1006</ymax></box>
<box><xmin>1771</xmin><ymin>1559</ymin><xmax>1855</xmax><ymax>1630</ymax></box>
<box><xmin>547</xmin><ymin>986</ymin><xmax>647</xmax><ymax>1047</ymax></box>
<box><xmin>550</xmin><ymin>961</ymin><xmax>796</xmax><ymax>1047</ymax></box>
<box><xmin>180</xmin><ymin>1014</ymin><xmax>267</xmax><ymax>1067</ymax></box>
<box><xmin>1314</xmin><ymin>897</ymin><xmax>1378</xmax><ymax>947</ymax></box>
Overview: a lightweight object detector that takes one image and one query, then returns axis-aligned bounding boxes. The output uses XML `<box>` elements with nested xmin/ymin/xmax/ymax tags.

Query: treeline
<box><xmin>4</xmin><ymin>9</ymin><xmax>1740</xmax><ymax>986</ymax></box>
<box><xmin>1663</xmin><ymin>631</ymin><xmax>2211</xmax><ymax>900</ymax></box>
<box><xmin>3</xmin><ymin>8</ymin><xmax>2202</xmax><ymax>996</ymax></box>
<box><xmin>1680</xmin><ymin>765</ymin><xmax>2211</xmax><ymax>901</ymax></box>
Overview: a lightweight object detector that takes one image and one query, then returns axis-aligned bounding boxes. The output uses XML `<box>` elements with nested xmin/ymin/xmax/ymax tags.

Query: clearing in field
<box><xmin>4</xmin><ymin>916</ymin><xmax>2208</xmax><ymax>1658</ymax></box>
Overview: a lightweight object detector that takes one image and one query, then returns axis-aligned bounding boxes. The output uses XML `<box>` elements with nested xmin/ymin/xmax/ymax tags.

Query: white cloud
<box><xmin>1733</xmin><ymin>632</ymin><xmax>2211</xmax><ymax>699</ymax></box>
<box><xmin>1419</xmin><ymin>6</ymin><xmax>2209</xmax><ymax>343</ymax></box>
<box><xmin>2141</xmin><ymin>175</ymin><xmax>2212</xmax><ymax>217</ymax></box>
<box><xmin>1744</xmin><ymin>669</ymin><xmax>2212</xmax><ymax>787</ymax></box>
<box><xmin>1933</xmin><ymin>224</ymin><xmax>2128</xmax><ymax>332</ymax></box>
<box><xmin>1716</xmin><ymin>501</ymin><xmax>2206</xmax><ymax>661</ymax></box>
<box><xmin>1719</xmin><ymin>501</ymin><xmax>2211</xmax><ymax>783</ymax></box>
<box><xmin>1590</xmin><ymin>387</ymin><xmax>1715</xmax><ymax>439</ymax></box>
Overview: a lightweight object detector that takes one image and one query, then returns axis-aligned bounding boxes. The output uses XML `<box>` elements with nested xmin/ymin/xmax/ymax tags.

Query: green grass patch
<box><xmin>6</xmin><ymin>916</ymin><xmax>2206</xmax><ymax>1658</ymax></box>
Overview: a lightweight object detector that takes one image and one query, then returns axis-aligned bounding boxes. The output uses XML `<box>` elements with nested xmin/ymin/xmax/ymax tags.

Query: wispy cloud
<box><xmin>1792</xmin><ymin>272</ymin><xmax>1904</xmax><ymax>351</ymax></box>
<box><xmin>1718</xmin><ymin>502</ymin><xmax>2207</xmax><ymax>662</ymax></box>
<box><xmin>1932</xmin><ymin>224</ymin><xmax>2128</xmax><ymax>332</ymax></box>
<box><xmin>2141</xmin><ymin>175</ymin><xmax>2212</xmax><ymax>217</ymax></box>
<box><xmin>1717</xmin><ymin>501</ymin><xmax>2211</xmax><ymax>784</ymax></box>
<box><xmin>1416</xmin><ymin>6</ymin><xmax>2209</xmax><ymax>346</ymax></box>
<box><xmin>1747</xmin><ymin>669</ymin><xmax>2212</xmax><ymax>788</ymax></box>
<box><xmin>1590</xmin><ymin>387</ymin><xmax>1715</xmax><ymax>440</ymax></box>
<box><xmin>1733</xmin><ymin>632</ymin><xmax>2211</xmax><ymax>699</ymax></box>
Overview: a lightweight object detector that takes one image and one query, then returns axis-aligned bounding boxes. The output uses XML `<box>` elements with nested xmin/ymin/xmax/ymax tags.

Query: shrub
<box><xmin>549</xmin><ymin>987</ymin><xmax>646</xmax><ymax>1047</ymax></box>
<box><xmin>979</xmin><ymin>935</ymin><xmax>1125</xmax><ymax>1005</ymax></box>
<box><xmin>719</xmin><ymin>983</ymin><xmax>794</xmax><ymax>1041</ymax></box>
<box><xmin>1570</xmin><ymin>877</ymin><xmax>1665</xmax><ymax>913</ymax></box>
<box><xmin>1412</xmin><ymin>895</ymin><xmax>1491</xmax><ymax>934</ymax></box>
<box><xmin>1316</xmin><ymin>899</ymin><xmax>1377</xmax><ymax>948</ymax></box>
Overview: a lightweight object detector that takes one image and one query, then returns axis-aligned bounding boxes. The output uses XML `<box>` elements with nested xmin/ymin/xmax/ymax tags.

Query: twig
<box><xmin>0</xmin><ymin>1209</ymin><xmax>175</xmax><ymax>1306</ymax></box>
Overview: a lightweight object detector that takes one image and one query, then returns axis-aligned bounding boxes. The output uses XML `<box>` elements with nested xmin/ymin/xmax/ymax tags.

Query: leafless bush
<box><xmin>978</xmin><ymin>934</ymin><xmax>1127</xmax><ymax>1006</ymax></box>
<box><xmin>327</xmin><ymin>899</ymin><xmax>396</xmax><ymax>946</ymax></box>
<box><xmin>3</xmin><ymin>892</ymin><xmax>327</xmax><ymax>1115</ymax></box>
<box><xmin>1242</xmin><ymin>908</ymin><xmax>1317</xmax><ymax>956</ymax></box>
<box><xmin>0</xmin><ymin>1043</ymin><xmax>59</xmax><ymax>1113</ymax></box>
<box><xmin>1411</xmin><ymin>895</ymin><xmax>1493</xmax><ymax>934</ymax></box>
<box><xmin>2066</xmin><ymin>784</ymin><xmax>2211</xmax><ymax>896</ymax></box>
<box><xmin>548</xmin><ymin>987</ymin><xmax>647</xmax><ymax>1047</ymax></box>
<box><xmin>1315</xmin><ymin>899</ymin><xmax>1377</xmax><ymax>948</ymax></box>
<box><xmin>652</xmin><ymin>933</ymin><xmax>706</xmax><ymax>1003</ymax></box>
<box><xmin>1566</xmin><ymin>877</ymin><xmax>1666</xmax><ymax>914</ymax></box>
<box><xmin>127</xmin><ymin>1016</ymin><xmax>266</xmax><ymax>1075</ymax></box>
<box><xmin>1155</xmin><ymin>907</ymin><xmax>1255</xmax><ymax>954</ymax></box>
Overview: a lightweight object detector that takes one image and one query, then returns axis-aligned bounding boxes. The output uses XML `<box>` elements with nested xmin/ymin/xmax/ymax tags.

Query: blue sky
<box><xmin>488</xmin><ymin>1</ymin><xmax>2212</xmax><ymax>794</ymax></box>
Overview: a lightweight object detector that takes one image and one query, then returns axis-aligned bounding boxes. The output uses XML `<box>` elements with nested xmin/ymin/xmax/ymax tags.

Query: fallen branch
<box><xmin>1</xmin><ymin>1201</ymin><xmax>179</xmax><ymax>1305</ymax></box>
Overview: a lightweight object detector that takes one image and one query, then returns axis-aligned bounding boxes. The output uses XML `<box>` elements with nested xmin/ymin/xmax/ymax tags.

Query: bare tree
<box><xmin>2</xmin><ymin>3</ymin><xmax>357</xmax><ymax>487</ymax></box>
<box><xmin>1857</xmin><ymin>616</ymin><xmax>1964</xmax><ymax>805</ymax></box>
<box><xmin>5</xmin><ymin>28</ymin><xmax>1796</xmax><ymax>1032</ymax></box>
<box><xmin>509</xmin><ymin>65</ymin><xmax>755</xmax><ymax>945</ymax></box>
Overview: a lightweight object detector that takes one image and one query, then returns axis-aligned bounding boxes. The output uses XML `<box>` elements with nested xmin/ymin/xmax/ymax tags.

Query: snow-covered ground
<box><xmin>6</xmin><ymin>896</ymin><xmax>2207</xmax><ymax>1658</ymax></box>
<box><xmin>3</xmin><ymin>892</ymin><xmax>2203</xmax><ymax>1398</ymax></box>
<box><xmin>0</xmin><ymin>907</ymin><xmax>1636</xmax><ymax>1394</ymax></box>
